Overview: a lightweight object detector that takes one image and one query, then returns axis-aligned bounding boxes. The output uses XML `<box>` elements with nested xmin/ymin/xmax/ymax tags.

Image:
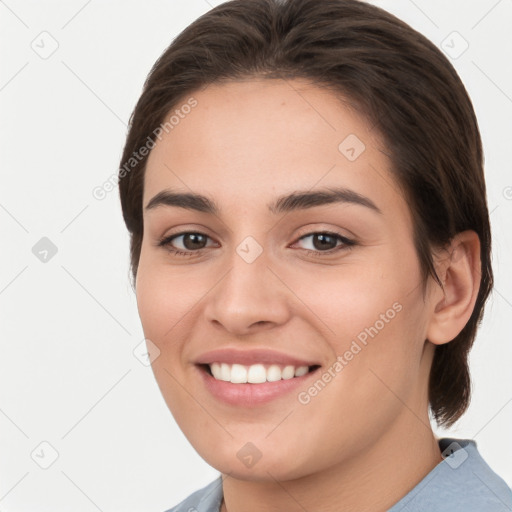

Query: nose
<box><xmin>203</xmin><ymin>244</ymin><xmax>291</xmax><ymax>336</ymax></box>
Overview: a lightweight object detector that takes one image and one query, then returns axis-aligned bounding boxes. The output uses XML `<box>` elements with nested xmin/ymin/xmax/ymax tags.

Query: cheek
<box><xmin>283</xmin><ymin>250</ymin><xmax>426</xmax><ymax>389</ymax></box>
<box><xmin>135</xmin><ymin>251</ymin><xmax>199</xmax><ymax>345</ymax></box>
<box><xmin>283</xmin><ymin>259</ymin><xmax>406</xmax><ymax>345</ymax></box>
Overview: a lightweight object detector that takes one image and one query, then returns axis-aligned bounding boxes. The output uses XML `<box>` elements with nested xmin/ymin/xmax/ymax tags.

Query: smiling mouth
<box><xmin>200</xmin><ymin>362</ymin><xmax>321</xmax><ymax>384</ymax></box>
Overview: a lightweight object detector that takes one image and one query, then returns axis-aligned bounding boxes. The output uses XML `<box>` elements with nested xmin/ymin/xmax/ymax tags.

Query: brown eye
<box><xmin>178</xmin><ymin>233</ymin><xmax>208</xmax><ymax>250</ymax></box>
<box><xmin>295</xmin><ymin>232</ymin><xmax>355</xmax><ymax>253</ymax></box>
<box><xmin>158</xmin><ymin>232</ymin><xmax>215</xmax><ymax>254</ymax></box>
<box><xmin>312</xmin><ymin>233</ymin><xmax>338</xmax><ymax>250</ymax></box>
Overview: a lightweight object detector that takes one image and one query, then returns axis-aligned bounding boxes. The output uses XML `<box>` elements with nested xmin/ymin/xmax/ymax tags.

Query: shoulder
<box><xmin>389</xmin><ymin>438</ymin><xmax>512</xmax><ymax>511</ymax></box>
<box><xmin>163</xmin><ymin>476</ymin><xmax>223</xmax><ymax>512</ymax></box>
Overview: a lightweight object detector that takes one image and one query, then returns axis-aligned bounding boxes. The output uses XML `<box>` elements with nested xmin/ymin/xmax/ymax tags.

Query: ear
<box><xmin>426</xmin><ymin>230</ymin><xmax>482</xmax><ymax>346</ymax></box>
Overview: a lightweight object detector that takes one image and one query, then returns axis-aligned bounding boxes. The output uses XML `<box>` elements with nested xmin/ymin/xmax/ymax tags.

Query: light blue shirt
<box><xmin>164</xmin><ymin>438</ymin><xmax>512</xmax><ymax>511</ymax></box>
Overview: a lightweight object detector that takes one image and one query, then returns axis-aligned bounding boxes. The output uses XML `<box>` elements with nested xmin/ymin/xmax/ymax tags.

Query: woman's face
<box><xmin>136</xmin><ymin>78</ymin><xmax>439</xmax><ymax>480</ymax></box>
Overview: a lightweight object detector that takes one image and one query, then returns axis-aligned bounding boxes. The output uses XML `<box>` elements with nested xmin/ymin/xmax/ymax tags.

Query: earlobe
<box><xmin>426</xmin><ymin>230</ymin><xmax>481</xmax><ymax>346</ymax></box>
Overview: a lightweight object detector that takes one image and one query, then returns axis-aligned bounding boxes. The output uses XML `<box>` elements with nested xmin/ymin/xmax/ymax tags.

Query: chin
<box><xmin>195</xmin><ymin>439</ymin><xmax>312</xmax><ymax>482</ymax></box>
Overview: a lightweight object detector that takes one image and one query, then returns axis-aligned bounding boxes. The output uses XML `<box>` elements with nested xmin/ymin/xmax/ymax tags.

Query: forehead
<box><xmin>143</xmin><ymin>78</ymin><xmax>409</xmax><ymax>226</ymax></box>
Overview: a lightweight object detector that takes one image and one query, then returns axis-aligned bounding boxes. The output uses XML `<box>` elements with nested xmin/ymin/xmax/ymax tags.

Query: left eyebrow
<box><xmin>268</xmin><ymin>186</ymin><xmax>382</xmax><ymax>215</ymax></box>
<box><xmin>144</xmin><ymin>186</ymin><xmax>382</xmax><ymax>215</ymax></box>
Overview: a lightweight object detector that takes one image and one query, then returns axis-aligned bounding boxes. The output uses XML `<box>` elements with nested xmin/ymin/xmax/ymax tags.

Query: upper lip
<box><xmin>195</xmin><ymin>348</ymin><xmax>320</xmax><ymax>367</ymax></box>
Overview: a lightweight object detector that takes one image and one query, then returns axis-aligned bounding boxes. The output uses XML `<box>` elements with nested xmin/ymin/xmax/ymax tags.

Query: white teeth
<box><xmin>247</xmin><ymin>364</ymin><xmax>266</xmax><ymax>384</ymax></box>
<box><xmin>220</xmin><ymin>363</ymin><xmax>231</xmax><ymax>381</ymax></box>
<box><xmin>294</xmin><ymin>366</ymin><xmax>309</xmax><ymax>377</ymax></box>
<box><xmin>282</xmin><ymin>365</ymin><xmax>295</xmax><ymax>380</ymax></box>
<box><xmin>207</xmin><ymin>363</ymin><xmax>311</xmax><ymax>383</ymax></box>
<box><xmin>210</xmin><ymin>362</ymin><xmax>222</xmax><ymax>380</ymax></box>
<box><xmin>230</xmin><ymin>364</ymin><xmax>247</xmax><ymax>383</ymax></box>
<box><xmin>266</xmin><ymin>364</ymin><xmax>282</xmax><ymax>382</ymax></box>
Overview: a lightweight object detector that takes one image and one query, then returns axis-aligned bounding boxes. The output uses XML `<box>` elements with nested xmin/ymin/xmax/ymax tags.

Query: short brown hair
<box><xmin>118</xmin><ymin>0</ymin><xmax>493</xmax><ymax>427</ymax></box>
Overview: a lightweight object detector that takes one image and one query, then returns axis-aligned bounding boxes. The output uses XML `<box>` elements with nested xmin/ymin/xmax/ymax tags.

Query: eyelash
<box><xmin>157</xmin><ymin>231</ymin><xmax>356</xmax><ymax>258</ymax></box>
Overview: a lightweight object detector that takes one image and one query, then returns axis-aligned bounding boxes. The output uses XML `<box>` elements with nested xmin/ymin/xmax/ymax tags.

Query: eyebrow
<box><xmin>144</xmin><ymin>186</ymin><xmax>382</xmax><ymax>215</ymax></box>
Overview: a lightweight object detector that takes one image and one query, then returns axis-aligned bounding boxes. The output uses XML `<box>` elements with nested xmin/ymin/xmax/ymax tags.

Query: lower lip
<box><xmin>197</xmin><ymin>365</ymin><xmax>319</xmax><ymax>406</ymax></box>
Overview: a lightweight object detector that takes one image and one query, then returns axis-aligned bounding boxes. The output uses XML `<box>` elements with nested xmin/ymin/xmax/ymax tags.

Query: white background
<box><xmin>1</xmin><ymin>0</ymin><xmax>511</xmax><ymax>510</ymax></box>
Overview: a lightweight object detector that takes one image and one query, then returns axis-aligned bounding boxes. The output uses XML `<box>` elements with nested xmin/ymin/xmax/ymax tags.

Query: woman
<box><xmin>118</xmin><ymin>0</ymin><xmax>511</xmax><ymax>510</ymax></box>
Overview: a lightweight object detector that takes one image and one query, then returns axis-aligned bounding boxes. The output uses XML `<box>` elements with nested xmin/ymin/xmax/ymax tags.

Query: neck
<box><xmin>220</xmin><ymin>414</ymin><xmax>443</xmax><ymax>512</ymax></box>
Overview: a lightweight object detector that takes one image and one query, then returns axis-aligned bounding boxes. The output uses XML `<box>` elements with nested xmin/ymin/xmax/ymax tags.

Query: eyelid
<box><xmin>158</xmin><ymin>231</ymin><xmax>218</xmax><ymax>250</ymax></box>
<box><xmin>294</xmin><ymin>223</ymin><xmax>356</xmax><ymax>241</ymax></box>
<box><xmin>157</xmin><ymin>223</ymin><xmax>218</xmax><ymax>243</ymax></box>
<box><xmin>291</xmin><ymin>231</ymin><xmax>355</xmax><ymax>251</ymax></box>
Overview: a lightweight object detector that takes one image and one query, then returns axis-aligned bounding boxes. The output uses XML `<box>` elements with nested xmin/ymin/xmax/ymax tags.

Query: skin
<box><xmin>135</xmin><ymin>78</ymin><xmax>481</xmax><ymax>511</ymax></box>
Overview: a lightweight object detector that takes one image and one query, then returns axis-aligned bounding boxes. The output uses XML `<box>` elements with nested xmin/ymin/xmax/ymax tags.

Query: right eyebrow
<box><xmin>145</xmin><ymin>189</ymin><xmax>218</xmax><ymax>214</ymax></box>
